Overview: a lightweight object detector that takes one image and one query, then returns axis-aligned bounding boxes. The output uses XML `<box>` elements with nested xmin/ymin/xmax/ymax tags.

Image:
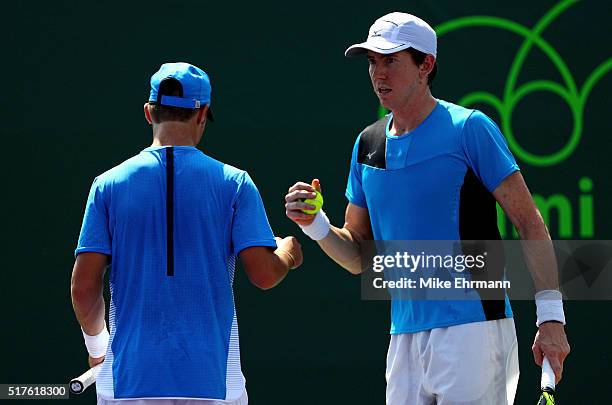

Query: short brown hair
<box><xmin>148</xmin><ymin>78</ymin><xmax>199</xmax><ymax>123</ymax></box>
<box><xmin>405</xmin><ymin>48</ymin><xmax>437</xmax><ymax>87</ymax></box>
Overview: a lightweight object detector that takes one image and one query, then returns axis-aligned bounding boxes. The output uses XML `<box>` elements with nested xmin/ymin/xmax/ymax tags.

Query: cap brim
<box><xmin>345</xmin><ymin>36</ymin><xmax>411</xmax><ymax>57</ymax></box>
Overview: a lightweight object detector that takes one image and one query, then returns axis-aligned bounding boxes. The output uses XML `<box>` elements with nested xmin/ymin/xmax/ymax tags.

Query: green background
<box><xmin>2</xmin><ymin>0</ymin><xmax>610</xmax><ymax>403</ymax></box>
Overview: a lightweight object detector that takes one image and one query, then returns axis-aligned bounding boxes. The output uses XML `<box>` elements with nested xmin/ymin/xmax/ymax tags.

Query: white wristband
<box><xmin>535</xmin><ymin>290</ymin><xmax>566</xmax><ymax>327</ymax></box>
<box><xmin>299</xmin><ymin>210</ymin><xmax>331</xmax><ymax>241</ymax></box>
<box><xmin>82</xmin><ymin>325</ymin><xmax>110</xmax><ymax>358</ymax></box>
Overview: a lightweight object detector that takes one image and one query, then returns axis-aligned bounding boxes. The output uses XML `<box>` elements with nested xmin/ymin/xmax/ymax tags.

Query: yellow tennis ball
<box><xmin>301</xmin><ymin>191</ymin><xmax>323</xmax><ymax>215</ymax></box>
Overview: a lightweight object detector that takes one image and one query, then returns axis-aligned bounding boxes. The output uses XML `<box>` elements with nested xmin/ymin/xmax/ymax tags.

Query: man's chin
<box><xmin>378</xmin><ymin>98</ymin><xmax>394</xmax><ymax>112</ymax></box>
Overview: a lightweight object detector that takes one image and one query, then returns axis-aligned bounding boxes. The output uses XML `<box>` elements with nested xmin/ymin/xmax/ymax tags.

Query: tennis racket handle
<box><xmin>70</xmin><ymin>363</ymin><xmax>103</xmax><ymax>394</ymax></box>
<box><xmin>541</xmin><ymin>357</ymin><xmax>556</xmax><ymax>391</ymax></box>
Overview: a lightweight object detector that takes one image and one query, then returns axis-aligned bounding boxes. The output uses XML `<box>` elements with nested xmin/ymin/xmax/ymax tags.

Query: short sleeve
<box><xmin>462</xmin><ymin>110</ymin><xmax>520</xmax><ymax>192</ymax></box>
<box><xmin>75</xmin><ymin>177</ymin><xmax>112</xmax><ymax>257</ymax></box>
<box><xmin>345</xmin><ymin>135</ymin><xmax>367</xmax><ymax>207</ymax></box>
<box><xmin>231</xmin><ymin>172</ymin><xmax>277</xmax><ymax>256</ymax></box>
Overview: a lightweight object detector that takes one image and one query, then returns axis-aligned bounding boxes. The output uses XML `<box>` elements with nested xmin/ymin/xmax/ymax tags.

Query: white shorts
<box><xmin>386</xmin><ymin>318</ymin><xmax>519</xmax><ymax>405</ymax></box>
<box><xmin>97</xmin><ymin>390</ymin><xmax>248</xmax><ymax>405</ymax></box>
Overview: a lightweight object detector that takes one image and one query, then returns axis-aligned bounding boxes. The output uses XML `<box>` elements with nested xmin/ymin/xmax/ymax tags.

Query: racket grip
<box><xmin>69</xmin><ymin>363</ymin><xmax>103</xmax><ymax>395</ymax></box>
<box><xmin>541</xmin><ymin>357</ymin><xmax>556</xmax><ymax>391</ymax></box>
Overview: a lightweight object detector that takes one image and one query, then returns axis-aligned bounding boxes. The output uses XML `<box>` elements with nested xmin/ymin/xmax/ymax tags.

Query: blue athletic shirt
<box><xmin>76</xmin><ymin>146</ymin><xmax>276</xmax><ymax>400</ymax></box>
<box><xmin>346</xmin><ymin>100</ymin><xmax>519</xmax><ymax>333</ymax></box>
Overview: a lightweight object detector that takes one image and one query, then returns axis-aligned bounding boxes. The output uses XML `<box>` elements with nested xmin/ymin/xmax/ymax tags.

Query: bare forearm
<box><xmin>70</xmin><ymin>253</ymin><xmax>109</xmax><ymax>341</ymax></box>
<box><xmin>519</xmin><ymin>223</ymin><xmax>559</xmax><ymax>291</ymax></box>
<box><xmin>317</xmin><ymin>225</ymin><xmax>363</xmax><ymax>274</ymax></box>
<box><xmin>244</xmin><ymin>249</ymin><xmax>291</xmax><ymax>290</ymax></box>
<box><xmin>266</xmin><ymin>250</ymin><xmax>292</xmax><ymax>288</ymax></box>
<box><xmin>241</xmin><ymin>240</ymin><xmax>303</xmax><ymax>290</ymax></box>
<box><xmin>72</xmin><ymin>289</ymin><xmax>106</xmax><ymax>335</ymax></box>
<box><xmin>494</xmin><ymin>173</ymin><xmax>560</xmax><ymax>291</ymax></box>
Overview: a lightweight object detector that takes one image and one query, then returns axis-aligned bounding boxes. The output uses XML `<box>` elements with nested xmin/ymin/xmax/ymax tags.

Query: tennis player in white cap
<box><xmin>285</xmin><ymin>12</ymin><xmax>570</xmax><ymax>404</ymax></box>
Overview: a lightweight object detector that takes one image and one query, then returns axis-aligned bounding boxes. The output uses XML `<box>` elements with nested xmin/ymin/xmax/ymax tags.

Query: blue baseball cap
<box><xmin>148</xmin><ymin>62</ymin><xmax>214</xmax><ymax>121</ymax></box>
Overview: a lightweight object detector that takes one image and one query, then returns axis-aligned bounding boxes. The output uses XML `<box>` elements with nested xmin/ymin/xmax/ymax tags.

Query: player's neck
<box><xmin>389</xmin><ymin>90</ymin><xmax>437</xmax><ymax>136</ymax></box>
<box><xmin>151</xmin><ymin>123</ymin><xmax>199</xmax><ymax>146</ymax></box>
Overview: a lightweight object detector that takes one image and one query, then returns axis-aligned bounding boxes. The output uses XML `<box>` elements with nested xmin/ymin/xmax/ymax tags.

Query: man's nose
<box><xmin>371</xmin><ymin>63</ymin><xmax>387</xmax><ymax>80</ymax></box>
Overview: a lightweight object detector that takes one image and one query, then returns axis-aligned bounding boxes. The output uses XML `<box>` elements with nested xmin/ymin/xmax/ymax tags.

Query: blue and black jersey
<box><xmin>346</xmin><ymin>100</ymin><xmax>519</xmax><ymax>333</ymax></box>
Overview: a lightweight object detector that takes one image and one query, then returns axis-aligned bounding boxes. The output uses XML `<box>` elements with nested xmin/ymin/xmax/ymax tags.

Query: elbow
<box><xmin>245</xmin><ymin>267</ymin><xmax>279</xmax><ymax>290</ymax></box>
<box><xmin>514</xmin><ymin>209</ymin><xmax>550</xmax><ymax>240</ymax></box>
<box><xmin>344</xmin><ymin>256</ymin><xmax>364</xmax><ymax>275</ymax></box>
<box><xmin>517</xmin><ymin>220</ymin><xmax>550</xmax><ymax>240</ymax></box>
<box><xmin>250</xmin><ymin>276</ymin><xmax>278</xmax><ymax>291</ymax></box>
<box><xmin>347</xmin><ymin>268</ymin><xmax>363</xmax><ymax>276</ymax></box>
<box><xmin>256</xmin><ymin>281</ymin><xmax>276</xmax><ymax>291</ymax></box>
<box><xmin>244</xmin><ymin>252</ymin><xmax>286</xmax><ymax>290</ymax></box>
<box><xmin>344</xmin><ymin>265</ymin><xmax>363</xmax><ymax>275</ymax></box>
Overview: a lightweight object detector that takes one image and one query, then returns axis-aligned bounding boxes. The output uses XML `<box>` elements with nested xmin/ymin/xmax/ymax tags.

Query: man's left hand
<box><xmin>532</xmin><ymin>322</ymin><xmax>570</xmax><ymax>383</ymax></box>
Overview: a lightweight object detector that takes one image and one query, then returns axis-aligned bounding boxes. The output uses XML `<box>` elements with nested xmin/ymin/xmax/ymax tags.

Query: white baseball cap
<box><xmin>345</xmin><ymin>12</ymin><xmax>437</xmax><ymax>58</ymax></box>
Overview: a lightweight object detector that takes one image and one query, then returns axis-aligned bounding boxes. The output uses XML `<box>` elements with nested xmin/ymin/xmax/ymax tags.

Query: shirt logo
<box><xmin>367</xmin><ymin>150</ymin><xmax>377</xmax><ymax>160</ymax></box>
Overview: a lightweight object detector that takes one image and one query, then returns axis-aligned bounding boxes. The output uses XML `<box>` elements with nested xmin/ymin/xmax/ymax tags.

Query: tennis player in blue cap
<box><xmin>71</xmin><ymin>62</ymin><xmax>302</xmax><ymax>405</ymax></box>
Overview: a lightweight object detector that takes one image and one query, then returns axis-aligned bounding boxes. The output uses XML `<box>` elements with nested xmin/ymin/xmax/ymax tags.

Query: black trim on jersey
<box><xmin>459</xmin><ymin>169</ymin><xmax>502</xmax><ymax>240</ymax></box>
<box><xmin>459</xmin><ymin>169</ymin><xmax>507</xmax><ymax>320</ymax></box>
<box><xmin>166</xmin><ymin>147</ymin><xmax>175</xmax><ymax>277</ymax></box>
<box><xmin>358</xmin><ymin>116</ymin><xmax>389</xmax><ymax>169</ymax></box>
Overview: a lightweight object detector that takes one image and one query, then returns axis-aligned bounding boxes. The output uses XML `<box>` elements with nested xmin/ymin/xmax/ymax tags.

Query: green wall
<box><xmin>2</xmin><ymin>0</ymin><xmax>610</xmax><ymax>403</ymax></box>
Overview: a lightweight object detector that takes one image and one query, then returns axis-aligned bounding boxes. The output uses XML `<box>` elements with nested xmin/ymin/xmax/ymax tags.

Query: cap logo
<box><xmin>369</xmin><ymin>20</ymin><xmax>399</xmax><ymax>39</ymax></box>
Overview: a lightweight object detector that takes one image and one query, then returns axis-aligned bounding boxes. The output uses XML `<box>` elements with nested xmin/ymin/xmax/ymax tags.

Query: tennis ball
<box><xmin>301</xmin><ymin>191</ymin><xmax>323</xmax><ymax>215</ymax></box>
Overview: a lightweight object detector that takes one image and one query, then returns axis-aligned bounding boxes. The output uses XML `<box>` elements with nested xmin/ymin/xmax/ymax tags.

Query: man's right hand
<box><xmin>275</xmin><ymin>236</ymin><xmax>304</xmax><ymax>270</ymax></box>
<box><xmin>285</xmin><ymin>179</ymin><xmax>322</xmax><ymax>226</ymax></box>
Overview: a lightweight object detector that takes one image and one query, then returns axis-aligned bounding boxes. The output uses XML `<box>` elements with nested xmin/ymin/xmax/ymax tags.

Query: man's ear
<box><xmin>196</xmin><ymin>105</ymin><xmax>208</xmax><ymax>125</ymax></box>
<box><xmin>420</xmin><ymin>55</ymin><xmax>435</xmax><ymax>79</ymax></box>
<box><xmin>144</xmin><ymin>103</ymin><xmax>154</xmax><ymax>124</ymax></box>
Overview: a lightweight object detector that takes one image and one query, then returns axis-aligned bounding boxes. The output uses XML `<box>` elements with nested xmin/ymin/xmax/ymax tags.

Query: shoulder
<box><xmin>222</xmin><ymin>163</ymin><xmax>249</xmax><ymax>185</ymax></box>
<box><xmin>194</xmin><ymin>151</ymin><xmax>242</xmax><ymax>177</ymax></box>
<box><xmin>464</xmin><ymin>109</ymin><xmax>498</xmax><ymax>130</ymax></box>
<box><xmin>436</xmin><ymin>101</ymin><xmax>502</xmax><ymax>140</ymax></box>
<box><xmin>354</xmin><ymin>115</ymin><xmax>389</xmax><ymax>167</ymax></box>
<box><xmin>203</xmin><ymin>156</ymin><xmax>253</xmax><ymax>191</ymax></box>
<box><xmin>360</xmin><ymin>114</ymin><xmax>389</xmax><ymax>142</ymax></box>
<box><xmin>174</xmin><ymin>149</ymin><xmax>250</xmax><ymax>189</ymax></box>
<box><xmin>436</xmin><ymin>99</ymin><xmax>477</xmax><ymax>128</ymax></box>
<box><xmin>92</xmin><ymin>153</ymin><xmax>145</xmax><ymax>188</ymax></box>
